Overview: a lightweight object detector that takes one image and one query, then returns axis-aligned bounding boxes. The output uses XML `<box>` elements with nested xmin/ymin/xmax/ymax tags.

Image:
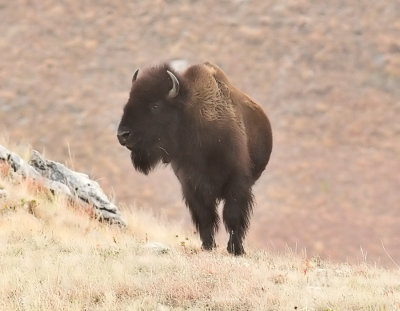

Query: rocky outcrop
<box><xmin>0</xmin><ymin>145</ymin><xmax>125</xmax><ymax>226</ymax></box>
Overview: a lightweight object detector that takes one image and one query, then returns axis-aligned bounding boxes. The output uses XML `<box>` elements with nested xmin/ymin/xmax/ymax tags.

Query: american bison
<box><xmin>117</xmin><ymin>62</ymin><xmax>272</xmax><ymax>255</ymax></box>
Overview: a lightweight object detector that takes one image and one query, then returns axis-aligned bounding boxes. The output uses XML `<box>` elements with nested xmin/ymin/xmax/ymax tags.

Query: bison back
<box><xmin>205</xmin><ymin>62</ymin><xmax>273</xmax><ymax>181</ymax></box>
<box><xmin>238</xmin><ymin>95</ymin><xmax>272</xmax><ymax>181</ymax></box>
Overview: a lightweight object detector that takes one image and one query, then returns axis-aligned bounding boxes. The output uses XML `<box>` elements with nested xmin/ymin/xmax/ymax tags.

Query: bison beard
<box><xmin>130</xmin><ymin>148</ymin><xmax>160</xmax><ymax>175</ymax></box>
<box><xmin>117</xmin><ymin>62</ymin><xmax>273</xmax><ymax>255</ymax></box>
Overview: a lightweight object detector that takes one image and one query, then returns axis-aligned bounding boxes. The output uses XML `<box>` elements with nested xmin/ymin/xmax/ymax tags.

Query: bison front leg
<box><xmin>223</xmin><ymin>184</ymin><xmax>254</xmax><ymax>255</ymax></box>
<box><xmin>183</xmin><ymin>186</ymin><xmax>219</xmax><ymax>251</ymax></box>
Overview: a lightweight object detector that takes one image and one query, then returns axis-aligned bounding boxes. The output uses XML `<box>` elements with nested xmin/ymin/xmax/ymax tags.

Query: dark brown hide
<box><xmin>117</xmin><ymin>62</ymin><xmax>272</xmax><ymax>255</ymax></box>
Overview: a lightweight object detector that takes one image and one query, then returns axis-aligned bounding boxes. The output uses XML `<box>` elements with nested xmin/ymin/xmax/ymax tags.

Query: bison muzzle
<box><xmin>117</xmin><ymin>62</ymin><xmax>272</xmax><ymax>255</ymax></box>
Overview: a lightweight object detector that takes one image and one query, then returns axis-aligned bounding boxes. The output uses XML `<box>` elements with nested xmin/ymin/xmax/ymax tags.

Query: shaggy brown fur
<box><xmin>117</xmin><ymin>62</ymin><xmax>272</xmax><ymax>255</ymax></box>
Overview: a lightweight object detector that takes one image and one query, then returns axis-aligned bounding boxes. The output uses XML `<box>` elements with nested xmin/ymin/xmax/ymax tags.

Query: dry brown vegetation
<box><xmin>1</xmin><ymin>1</ymin><xmax>400</xmax><ymax>308</ymax></box>
<box><xmin>1</xmin><ymin>154</ymin><xmax>400</xmax><ymax>310</ymax></box>
<box><xmin>1</xmin><ymin>1</ymin><xmax>399</xmax><ymax>264</ymax></box>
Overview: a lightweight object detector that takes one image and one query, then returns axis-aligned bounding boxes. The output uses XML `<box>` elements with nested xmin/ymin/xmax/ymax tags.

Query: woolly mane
<box><xmin>183</xmin><ymin>63</ymin><xmax>245</xmax><ymax>132</ymax></box>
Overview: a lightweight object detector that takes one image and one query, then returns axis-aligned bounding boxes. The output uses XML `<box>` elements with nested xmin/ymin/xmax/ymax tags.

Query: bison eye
<box><xmin>151</xmin><ymin>102</ymin><xmax>161</xmax><ymax>111</ymax></box>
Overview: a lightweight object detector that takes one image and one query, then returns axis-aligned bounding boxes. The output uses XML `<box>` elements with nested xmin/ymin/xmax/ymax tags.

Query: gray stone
<box><xmin>0</xmin><ymin>144</ymin><xmax>125</xmax><ymax>226</ymax></box>
<box><xmin>0</xmin><ymin>145</ymin><xmax>8</xmax><ymax>161</ymax></box>
<box><xmin>143</xmin><ymin>242</ymin><xmax>170</xmax><ymax>254</ymax></box>
<box><xmin>0</xmin><ymin>188</ymin><xmax>6</xmax><ymax>199</ymax></box>
<box><xmin>7</xmin><ymin>151</ymin><xmax>42</xmax><ymax>179</ymax></box>
<box><xmin>29</xmin><ymin>150</ymin><xmax>125</xmax><ymax>226</ymax></box>
<box><xmin>0</xmin><ymin>146</ymin><xmax>72</xmax><ymax>196</ymax></box>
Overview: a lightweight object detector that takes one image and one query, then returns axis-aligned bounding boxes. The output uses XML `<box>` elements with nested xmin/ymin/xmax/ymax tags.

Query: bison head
<box><xmin>117</xmin><ymin>65</ymin><xmax>183</xmax><ymax>175</ymax></box>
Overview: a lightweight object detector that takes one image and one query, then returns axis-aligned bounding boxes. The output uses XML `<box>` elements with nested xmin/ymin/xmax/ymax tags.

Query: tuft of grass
<box><xmin>0</xmin><ymin>145</ymin><xmax>400</xmax><ymax>310</ymax></box>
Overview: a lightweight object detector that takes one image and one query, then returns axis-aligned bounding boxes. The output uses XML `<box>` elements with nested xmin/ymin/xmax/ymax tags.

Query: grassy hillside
<box><xmin>2</xmin><ymin>1</ymin><xmax>399</xmax><ymax>263</ymax></box>
<box><xmin>0</xmin><ymin>149</ymin><xmax>399</xmax><ymax>310</ymax></box>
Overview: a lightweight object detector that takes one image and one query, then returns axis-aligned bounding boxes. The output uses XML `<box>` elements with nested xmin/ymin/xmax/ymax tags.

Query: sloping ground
<box><xmin>0</xmin><ymin>1</ymin><xmax>399</xmax><ymax>264</ymax></box>
<box><xmin>1</xmin><ymin>169</ymin><xmax>399</xmax><ymax>310</ymax></box>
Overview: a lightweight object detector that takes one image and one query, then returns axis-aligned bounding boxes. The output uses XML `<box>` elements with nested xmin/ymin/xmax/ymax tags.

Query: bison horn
<box><xmin>167</xmin><ymin>70</ymin><xmax>179</xmax><ymax>98</ymax></box>
<box><xmin>132</xmin><ymin>69</ymin><xmax>139</xmax><ymax>83</ymax></box>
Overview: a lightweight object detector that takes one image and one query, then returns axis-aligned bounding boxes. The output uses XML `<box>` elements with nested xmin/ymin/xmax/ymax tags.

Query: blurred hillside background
<box><xmin>1</xmin><ymin>0</ymin><xmax>399</xmax><ymax>265</ymax></box>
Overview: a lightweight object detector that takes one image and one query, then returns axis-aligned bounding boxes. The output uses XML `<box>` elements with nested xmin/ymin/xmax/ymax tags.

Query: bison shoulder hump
<box><xmin>184</xmin><ymin>63</ymin><xmax>244</xmax><ymax>131</ymax></box>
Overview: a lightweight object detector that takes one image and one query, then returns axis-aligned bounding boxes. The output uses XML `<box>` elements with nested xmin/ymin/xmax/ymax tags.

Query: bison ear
<box><xmin>166</xmin><ymin>70</ymin><xmax>180</xmax><ymax>98</ymax></box>
<box><xmin>132</xmin><ymin>69</ymin><xmax>139</xmax><ymax>83</ymax></box>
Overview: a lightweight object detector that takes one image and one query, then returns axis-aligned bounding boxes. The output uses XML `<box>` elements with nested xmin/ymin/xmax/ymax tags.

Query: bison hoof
<box><xmin>227</xmin><ymin>242</ymin><xmax>245</xmax><ymax>256</ymax></box>
<box><xmin>201</xmin><ymin>241</ymin><xmax>216</xmax><ymax>251</ymax></box>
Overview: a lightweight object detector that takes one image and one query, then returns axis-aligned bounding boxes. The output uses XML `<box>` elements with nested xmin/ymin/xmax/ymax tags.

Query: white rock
<box><xmin>0</xmin><ymin>145</ymin><xmax>8</xmax><ymax>161</ymax></box>
<box><xmin>29</xmin><ymin>150</ymin><xmax>125</xmax><ymax>226</ymax></box>
<box><xmin>143</xmin><ymin>242</ymin><xmax>170</xmax><ymax>254</ymax></box>
<box><xmin>169</xmin><ymin>59</ymin><xmax>188</xmax><ymax>73</ymax></box>
<box><xmin>0</xmin><ymin>144</ymin><xmax>125</xmax><ymax>226</ymax></box>
<box><xmin>0</xmin><ymin>189</ymin><xmax>6</xmax><ymax>199</ymax></box>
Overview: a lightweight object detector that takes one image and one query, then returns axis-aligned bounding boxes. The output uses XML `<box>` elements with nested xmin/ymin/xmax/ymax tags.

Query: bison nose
<box><xmin>117</xmin><ymin>129</ymin><xmax>131</xmax><ymax>146</ymax></box>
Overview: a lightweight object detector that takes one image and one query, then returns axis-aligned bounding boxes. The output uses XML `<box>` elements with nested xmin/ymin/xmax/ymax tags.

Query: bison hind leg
<box><xmin>222</xmin><ymin>182</ymin><xmax>254</xmax><ymax>256</ymax></box>
<box><xmin>227</xmin><ymin>230</ymin><xmax>245</xmax><ymax>255</ymax></box>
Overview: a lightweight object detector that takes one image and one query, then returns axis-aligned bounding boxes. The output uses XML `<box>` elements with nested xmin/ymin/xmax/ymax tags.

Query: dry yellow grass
<box><xmin>1</xmin><ymin>158</ymin><xmax>400</xmax><ymax>310</ymax></box>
